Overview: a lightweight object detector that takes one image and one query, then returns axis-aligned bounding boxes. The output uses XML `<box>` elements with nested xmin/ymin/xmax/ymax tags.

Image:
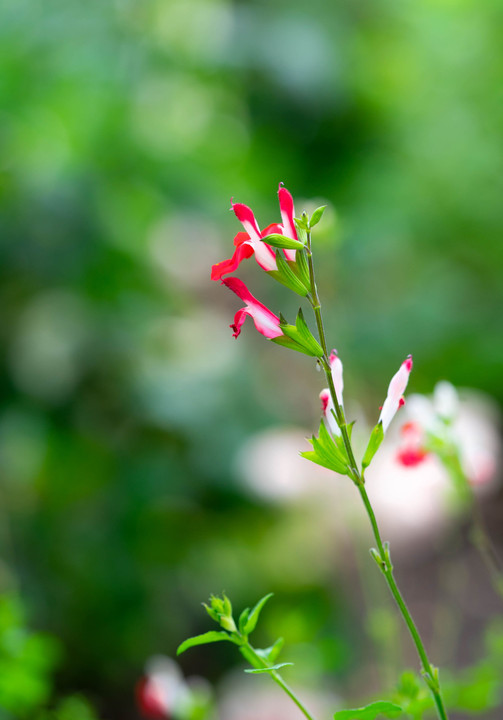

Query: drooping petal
<box><xmin>379</xmin><ymin>355</ymin><xmax>413</xmax><ymax>432</ymax></box>
<box><xmin>320</xmin><ymin>388</ymin><xmax>341</xmax><ymax>436</ymax></box>
<box><xmin>329</xmin><ymin>349</ymin><xmax>344</xmax><ymax>407</ymax></box>
<box><xmin>232</xmin><ymin>200</ymin><xmax>277</xmax><ymax>272</ymax></box>
<box><xmin>211</xmin><ymin>241</ymin><xmax>254</xmax><ymax>280</ymax></box>
<box><xmin>278</xmin><ymin>183</ymin><xmax>298</xmax><ymax>262</ymax></box>
<box><xmin>223</xmin><ymin>277</ymin><xmax>283</xmax><ymax>339</ymax></box>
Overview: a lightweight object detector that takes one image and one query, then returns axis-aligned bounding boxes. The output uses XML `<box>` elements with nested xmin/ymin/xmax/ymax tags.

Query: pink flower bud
<box><xmin>379</xmin><ymin>355</ymin><xmax>413</xmax><ymax>432</ymax></box>
<box><xmin>329</xmin><ymin>349</ymin><xmax>344</xmax><ymax>407</ymax></box>
<box><xmin>320</xmin><ymin>388</ymin><xmax>341</xmax><ymax>436</ymax></box>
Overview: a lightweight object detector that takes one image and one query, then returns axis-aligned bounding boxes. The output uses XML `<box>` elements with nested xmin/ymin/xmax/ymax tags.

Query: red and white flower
<box><xmin>211</xmin><ymin>184</ymin><xmax>299</xmax><ymax>281</ymax></box>
<box><xmin>320</xmin><ymin>350</ymin><xmax>344</xmax><ymax>435</ymax></box>
<box><xmin>222</xmin><ymin>277</ymin><xmax>283</xmax><ymax>340</ymax></box>
<box><xmin>379</xmin><ymin>355</ymin><xmax>413</xmax><ymax>432</ymax></box>
<box><xmin>277</xmin><ymin>182</ymin><xmax>299</xmax><ymax>262</ymax></box>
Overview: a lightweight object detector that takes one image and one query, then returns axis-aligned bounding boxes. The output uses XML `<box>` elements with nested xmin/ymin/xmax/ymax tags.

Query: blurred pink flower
<box><xmin>320</xmin><ymin>350</ymin><xmax>344</xmax><ymax>435</ymax></box>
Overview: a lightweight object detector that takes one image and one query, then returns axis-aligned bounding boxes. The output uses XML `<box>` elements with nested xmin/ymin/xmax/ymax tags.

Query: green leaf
<box><xmin>255</xmin><ymin>637</ymin><xmax>284</xmax><ymax>663</ymax></box>
<box><xmin>239</xmin><ymin>607</ymin><xmax>250</xmax><ymax>634</ymax></box>
<box><xmin>333</xmin><ymin>701</ymin><xmax>403</xmax><ymax>719</ymax></box>
<box><xmin>262</xmin><ymin>233</ymin><xmax>305</xmax><ymax>250</ymax></box>
<box><xmin>245</xmin><ymin>663</ymin><xmax>294</xmax><ymax>674</ymax></box>
<box><xmin>243</xmin><ymin>593</ymin><xmax>274</xmax><ymax>635</ymax></box>
<box><xmin>362</xmin><ymin>422</ymin><xmax>384</xmax><ymax>470</ymax></box>
<box><xmin>294</xmin><ymin>216</ymin><xmax>308</xmax><ymax>231</ymax></box>
<box><xmin>309</xmin><ymin>205</ymin><xmax>327</xmax><ymax>228</ymax></box>
<box><xmin>177</xmin><ymin>631</ymin><xmax>232</xmax><ymax>655</ymax></box>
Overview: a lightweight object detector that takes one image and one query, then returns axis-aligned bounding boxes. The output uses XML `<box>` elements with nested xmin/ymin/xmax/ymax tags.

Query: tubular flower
<box><xmin>211</xmin><ymin>201</ymin><xmax>280</xmax><ymax>280</ymax></box>
<box><xmin>211</xmin><ymin>184</ymin><xmax>300</xmax><ymax>280</ymax></box>
<box><xmin>320</xmin><ymin>389</ymin><xmax>340</xmax><ymax>436</ymax></box>
<box><xmin>329</xmin><ymin>349</ymin><xmax>344</xmax><ymax>407</ymax></box>
<box><xmin>222</xmin><ymin>277</ymin><xmax>283</xmax><ymax>340</ymax></box>
<box><xmin>379</xmin><ymin>355</ymin><xmax>413</xmax><ymax>432</ymax></box>
<box><xmin>278</xmin><ymin>182</ymin><xmax>299</xmax><ymax>262</ymax></box>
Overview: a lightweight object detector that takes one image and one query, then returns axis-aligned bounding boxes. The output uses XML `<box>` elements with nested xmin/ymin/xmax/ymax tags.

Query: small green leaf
<box><xmin>243</xmin><ymin>593</ymin><xmax>274</xmax><ymax>635</ymax></box>
<box><xmin>177</xmin><ymin>631</ymin><xmax>232</xmax><ymax>655</ymax></box>
<box><xmin>255</xmin><ymin>637</ymin><xmax>284</xmax><ymax>663</ymax></box>
<box><xmin>262</xmin><ymin>233</ymin><xmax>305</xmax><ymax>250</ymax></box>
<box><xmin>333</xmin><ymin>701</ymin><xmax>403</xmax><ymax>719</ymax></box>
<box><xmin>362</xmin><ymin>423</ymin><xmax>384</xmax><ymax>470</ymax></box>
<box><xmin>239</xmin><ymin>607</ymin><xmax>250</xmax><ymax>634</ymax></box>
<box><xmin>294</xmin><ymin>216</ymin><xmax>308</xmax><ymax>231</ymax></box>
<box><xmin>309</xmin><ymin>205</ymin><xmax>327</xmax><ymax>228</ymax></box>
<box><xmin>245</xmin><ymin>663</ymin><xmax>294</xmax><ymax>674</ymax></box>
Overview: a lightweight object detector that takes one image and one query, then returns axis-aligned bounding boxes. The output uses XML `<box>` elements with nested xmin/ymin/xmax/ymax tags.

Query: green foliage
<box><xmin>0</xmin><ymin>596</ymin><xmax>59</xmax><ymax>717</ymax></box>
<box><xmin>333</xmin><ymin>701</ymin><xmax>403</xmax><ymax>719</ymax></box>
<box><xmin>242</xmin><ymin>593</ymin><xmax>274</xmax><ymax>636</ymax></box>
<box><xmin>177</xmin><ymin>631</ymin><xmax>234</xmax><ymax>656</ymax></box>
<box><xmin>244</xmin><ymin>662</ymin><xmax>294</xmax><ymax>674</ymax></box>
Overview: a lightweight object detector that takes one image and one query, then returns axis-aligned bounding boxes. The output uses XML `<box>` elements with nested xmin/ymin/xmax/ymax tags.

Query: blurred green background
<box><xmin>0</xmin><ymin>0</ymin><xmax>502</xmax><ymax>717</ymax></box>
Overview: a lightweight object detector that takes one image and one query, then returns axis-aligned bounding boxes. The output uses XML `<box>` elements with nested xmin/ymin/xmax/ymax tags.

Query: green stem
<box><xmin>304</xmin><ymin>231</ymin><xmax>449</xmax><ymax>720</ymax></box>
<box><xmin>240</xmin><ymin>642</ymin><xmax>318</xmax><ymax>720</ymax></box>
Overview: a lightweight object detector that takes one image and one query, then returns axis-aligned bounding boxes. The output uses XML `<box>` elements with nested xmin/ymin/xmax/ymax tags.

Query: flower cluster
<box><xmin>211</xmin><ymin>184</ymin><xmax>305</xmax><ymax>341</ymax></box>
<box><xmin>213</xmin><ymin>185</ymin><xmax>414</xmax><ymax>461</ymax></box>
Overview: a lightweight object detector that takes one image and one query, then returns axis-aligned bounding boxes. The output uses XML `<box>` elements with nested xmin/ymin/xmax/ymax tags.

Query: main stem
<box><xmin>305</xmin><ymin>231</ymin><xmax>449</xmax><ymax>720</ymax></box>
<box><xmin>240</xmin><ymin>642</ymin><xmax>318</xmax><ymax>720</ymax></box>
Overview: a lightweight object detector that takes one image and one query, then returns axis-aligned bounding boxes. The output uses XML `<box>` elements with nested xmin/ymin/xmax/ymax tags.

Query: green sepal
<box><xmin>268</xmin><ymin>250</ymin><xmax>310</xmax><ymax>296</ymax></box>
<box><xmin>290</xmin><ymin>249</ymin><xmax>311</xmax><ymax>291</ymax></box>
<box><xmin>279</xmin><ymin>309</ymin><xmax>323</xmax><ymax>357</ymax></box>
<box><xmin>301</xmin><ymin>420</ymin><xmax>350</xmax><ymax>475</ymax></box>
<box><xmin>255</xmin><ymin>637</ymin><xmax>284</xmax><ymax>664</ymax></box>
<box><xmin>309</xmin><ymin>205</ymin><xmax>326</xmax><ymax>228</ymax></box>
<box><xmin>262</xmin><ymin>233</ymin><xmax>305</xmax><ymax>250</ymax></box>
<box><xmin>177</xmin><ymin>631</ymin><xmax>234</xmax><ymax>655</ymax></box>
<box><xmin>243</xmin><ymin>593</ymin><xmax>274</xmax><ymax>635</ymax></box>
<box><xmin>362</xmin><ymin>422</ymin><xmax>385</xmax><ymax>470</ymax></box>
<box><xmin>333</xmin><ymin>701</ymin><xmax>403</xmax><ymax>720</ymax></box>
<box><xmin>271</xmin><ymin>334</ymin><xmax>318</xmax><ymax>357</ymax></box>
<box><xmin>245</xmin><ymin>663</ymin><xmax>294</xmax><ymax>674</ymax></box>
